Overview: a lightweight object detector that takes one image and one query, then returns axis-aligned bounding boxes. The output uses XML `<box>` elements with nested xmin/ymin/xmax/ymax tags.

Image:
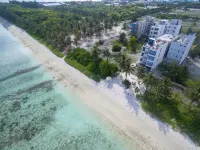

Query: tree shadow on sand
<box><xmin>124</xmin><ymin>91</ymin><xmax>140</xmax><ymax>115</ymax></box>
<box><xmin>157</xmin><ymin>120</ymin><xmax>169</xmax><ymax>135</ymax></box>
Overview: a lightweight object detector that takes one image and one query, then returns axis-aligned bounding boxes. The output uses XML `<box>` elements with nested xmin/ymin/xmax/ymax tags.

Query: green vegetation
<box><xmin>0</xmin><ymin>1</ymin><xmax>170</xmax><ymax>53</ymax></box>
<box><xmin>112</xmin><ymin>43</ymin><xmax>122</xmax><ymax>52</ymax></box>
<box><xmin>64</xmin><ymin>57</ymin><xmax>100</xmax><ymax>82</ymax></box>
<box><xmin>66</xmin><ymin>47</ymin><xmax>118</xmax><ymax>81</ymax></box>
<box><xmin>140</xmin><ymin>75</ymin><xmax>200</xmax><ymax>144</ymax></box>
<box><xmin>189</xmin><ymin>30</ymin><xmax>200</xmax><ymax>58</ymax></box>
<box><xmin>122</xmin><ymin>79</ymin><xmax>131</xmax><ymax>89</ymax></box>
<box><xmin>158</xmin><ymin>62</ymin><xmax>189</xmax><ymax>85</ymax></box>
<box><xmin>127</xmin><ymin>36</ymin><xmax>138</xmax><ymax>53</ymax></box>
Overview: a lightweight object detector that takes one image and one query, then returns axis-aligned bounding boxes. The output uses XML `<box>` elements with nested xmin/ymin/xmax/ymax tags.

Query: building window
<box><xmin>147</xmin><ymin>56</ymin><xmax>155</xmax><ymax>61</ymax></box>
<box><xmin>149</xmin><ymin>50</ymin><xmax>156</xmax><ymax>56</ymax></box>
<box><xmin>146</xmin><ymin>61</ymin><xmax>153</xmax><ymax>66</ymax></box>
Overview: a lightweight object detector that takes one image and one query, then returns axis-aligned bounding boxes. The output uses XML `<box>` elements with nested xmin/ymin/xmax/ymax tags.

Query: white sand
<box><xmin>1</xmin><ymin>17</ymin><xmax>200</xmax><ymax>150</ymax></box>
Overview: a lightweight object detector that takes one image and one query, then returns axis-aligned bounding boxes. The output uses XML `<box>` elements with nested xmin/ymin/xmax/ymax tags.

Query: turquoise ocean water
<box><xmin>0</xmin><ymin>25</ymin><xmax>135</xmax><ymax>150</ymax></box>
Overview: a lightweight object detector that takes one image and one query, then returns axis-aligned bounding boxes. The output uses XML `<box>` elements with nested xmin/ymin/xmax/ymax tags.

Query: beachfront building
<box><xmin>140</xmin><ymin>34</ymin><xmax>176</xmax><ymax>70</ymax></box>
<box><xmin>149</xmin><ymin>19</ymin><xmax>182</xmax><ymax>38</ymax></box>
<box><xmin>130</xmin><ymin>16</ymin><xmax>155</xmax><ymax>38</ymax></box>
<box><xmin>166</xmin><ymin>33</ymin><xmax>196</xmax><ymax>64</ymax></box>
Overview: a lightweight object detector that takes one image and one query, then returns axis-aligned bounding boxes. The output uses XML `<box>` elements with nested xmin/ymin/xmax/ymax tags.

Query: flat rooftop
<box><xmin>157</xmin><ymin>34</ymin><xmax>176</xmax><ymax>42</ymax></box>
<box><xmin>145</xmin><ymin>34</ymin><xmax>176</xmax><ymax>50</ymax></box>
<box><xmin>175</xmin><ymin>33</ymin><xmax>195</xmax><ymax>44</ymax></box>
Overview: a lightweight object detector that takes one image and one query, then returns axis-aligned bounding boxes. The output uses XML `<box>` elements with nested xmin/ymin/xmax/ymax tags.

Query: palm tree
<box><xmin>122</xmin><ymin>59</ymin><xmax>135</xmax><ymax>79</ymax></box>
<box><xmin>185</xmin><ymin>80</ymin><xmax>200</xmax><ymax>109</ymax></box>
<box><xmin>143</xmin><ymin>73</ymin><xmax>156</xmax><ymax>90</ymax></box>
<box><xmin>91</xmin><ymin>45</ymin><xmax>100</xmax><ymax>72</ymax></box>
<box><xmin>157</xmin><ymin>77</ymin><xmax>171</xmax><ymax>101</ymax></box>
<box><xmin>136</xmin><ymin>66</ymin><xmax>145</xmax><ymax>79</ymax></box>
<box><xmin>118</xmin><ymin>54</ymin><xmax>127</xmax><ymax>70</ymax></box>
<box><xmin>103</xmin><ymin>48</ymin><xmax>111</xmax><ymax>65</ymax></box>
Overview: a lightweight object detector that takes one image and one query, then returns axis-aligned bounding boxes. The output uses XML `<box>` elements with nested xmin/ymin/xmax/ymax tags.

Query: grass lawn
<box><xmin>64</xmin><ymin>57</ymin><xmax>101</xmax><ymax>82</ymax></box>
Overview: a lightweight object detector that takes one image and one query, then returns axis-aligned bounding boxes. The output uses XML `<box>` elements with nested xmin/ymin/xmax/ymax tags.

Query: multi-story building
<box><xmin>140</xmin><ymin>34</ymin><xmax>176</xmax><ymax>70</ymax></box>
<box><xmin>149</xmin><ymin>23</ymin><xmax>166</xmax><ymax>39</ymax></box>
<box><xmin>149</xmin><ymin>19</ymin><xmax>182</xmax><ymax>38</ymax></box>
<box><xmin>165</xmin><ymin>19</ymin><xmax>182</xmax><ymax>36</ymax></box>
<box><xmin>130</xmin><ymin>16</ymin><xmax>155</xmax><ymax>38</ymax></box>
<box><xmin>166</xmin><ymin>33</ymin><xmax>196</xmax><ymax>64</ymax></box>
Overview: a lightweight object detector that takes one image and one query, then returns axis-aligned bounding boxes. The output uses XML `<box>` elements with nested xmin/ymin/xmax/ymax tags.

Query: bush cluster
<box><xmin>66</xmin><ymin>48</ymin><xmax>118</xmax><ymax>80</ymax></box>
<box><xmin>158</xmin><ymin>62</ymin><xmax>189</xmax><ymax>85</ymax></box>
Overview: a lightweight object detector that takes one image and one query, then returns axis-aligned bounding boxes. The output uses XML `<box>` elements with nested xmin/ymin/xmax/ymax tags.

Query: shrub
<box><xmin>87</xmin><ymin>62</ymin><xmax>96</xmax><ymax>72</ymax></box>
<box><xmin>64</xmin><ymin>58</ymin><xmax>100</xmax><ymax>82</ymax></box>
<box><xmin>99</xmin><ymin>60</ymin><xmax>118</xmax><ymax>78</ymax></box>
<box><xmin>112</xmin><ymin>44</ymin><xmax>122</xmax><ymax>52</ymax></box>
<box><xmin>98</xmin><ymin>40</ymin><xmax>104</xmax><ymax>45</ymax></box>
<box><xmin>99</xmin><ymin>60</ymin><xmax>111</xmax><ymax>78</ymax></box>
<box><xmin>158</xmin><ymin>62</ymin><xmax>189</xmax><ymax>85</ymax></box>
<box><xmin>122</xmin><ymin>79</ymin><xmax>131</xmax><ymax>89</ymax></box>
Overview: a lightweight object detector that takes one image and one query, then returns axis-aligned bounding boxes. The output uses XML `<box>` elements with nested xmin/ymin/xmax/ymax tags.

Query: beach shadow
<box><xmin>104</xmin><ymin>77</ymin><xmax>124</xmax><ymax>89</ymax></box>
<box><xmin>157</xmin><ymin>121</ymin><xmax>169</xmax><ymax>135</ymax></box>
<box><xmin>124</xmin><ymin>90</ymin><xmax>140</xmax><ymax>115</ymax></box>
<box><xmin>107</xmin><ymin>81</ymin><xmax>113</xmax><ymax>89</ymax></box>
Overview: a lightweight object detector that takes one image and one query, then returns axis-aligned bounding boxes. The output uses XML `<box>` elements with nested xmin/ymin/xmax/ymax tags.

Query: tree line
<box><xmin>0</xmin><ymin>2</ymin><xmax>170</xmax><ymax>53</ymax></box>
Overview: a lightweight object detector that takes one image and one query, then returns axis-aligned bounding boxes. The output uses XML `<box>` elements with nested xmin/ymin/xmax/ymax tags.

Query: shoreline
<box><xmin>1</xmin><ymin>17</ymin><xmax>199</xmax><ymax>150</ymax></box>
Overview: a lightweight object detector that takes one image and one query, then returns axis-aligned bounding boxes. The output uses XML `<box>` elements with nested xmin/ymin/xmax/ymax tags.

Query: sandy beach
<box><xmin>0</xmin><ymin>17</ymin><xmax>199</xmax><ymax>150</ymax></box>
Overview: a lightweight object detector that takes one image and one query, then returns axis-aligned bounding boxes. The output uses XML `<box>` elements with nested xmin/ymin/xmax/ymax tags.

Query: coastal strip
<box><xmin>1</xmin><ymin>17</ymin><xmax>199</xmax><ymax>150</ymax></box>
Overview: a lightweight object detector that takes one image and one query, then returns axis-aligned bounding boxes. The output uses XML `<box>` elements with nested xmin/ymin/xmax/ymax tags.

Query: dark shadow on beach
<box><xmin>124</xmin><ymin>90</ymin><xmax>140</xmax><ymax>115</ymax></box>
<box><xmin>157</xmin><ymin>120</ymin><xmax>169</xmax><ymax>135</ymax></box>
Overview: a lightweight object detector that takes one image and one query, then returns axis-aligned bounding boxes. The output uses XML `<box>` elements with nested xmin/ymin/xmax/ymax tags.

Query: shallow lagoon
<box><xmin>0</xmin><ymin>25</ymin><xmax>135</xmax><ymax>150</ymax></box>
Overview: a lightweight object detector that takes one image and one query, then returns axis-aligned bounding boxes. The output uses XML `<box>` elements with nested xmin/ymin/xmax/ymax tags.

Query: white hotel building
<box><xmin>149</xmin><ymin>19</ymin><xmax>182</xmax><ymax>39</ymax></box>
<box><xmin>166</xmin><ymin>34</ymin><xmax>196</xmax><ymax>64</ymax></box>
<box><xmin>140</xmin><ymin>34</ymin><xmax>176</xmax><ymax>70</ymax></box>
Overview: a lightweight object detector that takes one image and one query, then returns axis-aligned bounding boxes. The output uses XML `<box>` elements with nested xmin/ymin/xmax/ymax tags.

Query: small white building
<box><xmin>166</xmin><ymin>34</ymin><xmax>196</xmax><ymax>64</ymax></box>
<box><xmin>140</xmin><ymin>34</ymin><xmax>176</xmax><ymax>70</ymax></box>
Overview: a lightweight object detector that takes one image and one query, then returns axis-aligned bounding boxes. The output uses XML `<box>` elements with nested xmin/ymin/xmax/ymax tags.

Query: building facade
<box><xmin>140</xmin><ymin>34</ymin><xmax>176</xmax><ymax>70</ymax></box>
<box><xmin>130</xmin><ymin>16</ymin><xmax>155</xmax><ymax>38</ymax></box>
<box><xmin>149</xmin><ymin>19</ymin><xmax>182</xmax><ymax>38</ymax></box>
<box><xmin>166</xmin><ymin>34</ymin><xmax>196</xmax><ymax>64</ymax></box>
<box><xmin>165</xmin><ymin>19</ymin><xmax>182</xmax><ymax>36</ymax></box>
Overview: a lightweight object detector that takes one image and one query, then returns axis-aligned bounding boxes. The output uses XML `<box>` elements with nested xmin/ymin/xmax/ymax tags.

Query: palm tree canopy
<box><xmin>143</xmin><ymin>73</ymin><xmax>156</xmax><ymax>89</ymax></box>
<box><xmin>122</xmin><ymin>59</ymin><xmax>135</xmax><ymax>78</ymax></box>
